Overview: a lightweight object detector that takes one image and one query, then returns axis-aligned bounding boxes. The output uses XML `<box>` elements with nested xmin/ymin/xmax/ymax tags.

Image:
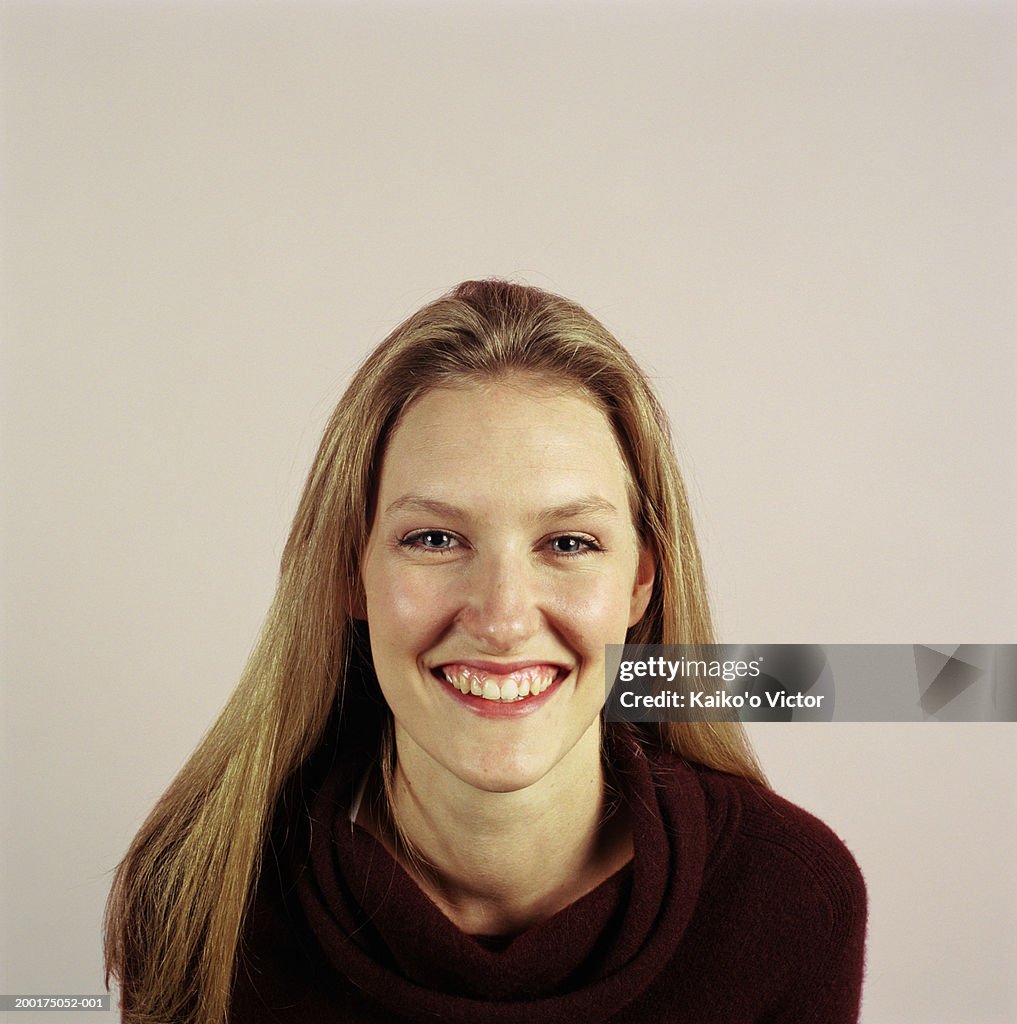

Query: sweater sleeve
<box><xmin>742</xmin><ymin>797</ymin><xmax>868</xmax><ymax>1024</ymax></box>
<box><xmin>770</xmin><ymin>861</ymin><xmax>866</xmax><ymax>1023</ymax></box>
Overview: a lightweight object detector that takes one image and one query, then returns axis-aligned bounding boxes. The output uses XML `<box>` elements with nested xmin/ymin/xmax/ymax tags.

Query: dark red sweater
<box><xmin>232</xmin><ymin>733</ymin><xmax>866</xmax><ymax>1022</ymax></box>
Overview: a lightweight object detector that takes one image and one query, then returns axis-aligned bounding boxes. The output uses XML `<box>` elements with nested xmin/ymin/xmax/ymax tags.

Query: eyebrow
<box><xmin>382</xmin><ymin>495</ymin><xmax>620</xmax><ymax>523</ymax></box>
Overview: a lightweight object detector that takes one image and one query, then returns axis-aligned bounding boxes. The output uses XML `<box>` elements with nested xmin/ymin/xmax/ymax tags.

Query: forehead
<box><xmin>377</xmin><ymin>377</ymin><xmax>633</xmax><ymax>513</ymax></box>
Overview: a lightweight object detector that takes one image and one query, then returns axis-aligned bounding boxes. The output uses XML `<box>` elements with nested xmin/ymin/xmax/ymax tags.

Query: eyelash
<box><xmin>398</xmin><ymin>530</ymin><xmax>603</xmax><ymax>559</ymax></box>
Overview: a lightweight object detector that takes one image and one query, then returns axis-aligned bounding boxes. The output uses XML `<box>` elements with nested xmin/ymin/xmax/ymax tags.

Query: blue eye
<box><xmin>420</xmin><ymin>531</ymin><xmax>453</xmax><ymax>549</ymax></box>
<box><xmin>550</xmin><ymin>535</ymin><xmax>598</xmax><ymax>556</ymax></box>
<box><xmin>402</xmin><ymin>530</ymin><xmax>457</xmax><ymax>551</ymax></box>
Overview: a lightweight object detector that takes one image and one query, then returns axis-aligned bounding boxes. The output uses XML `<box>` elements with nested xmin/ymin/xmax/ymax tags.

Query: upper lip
<box><xmin>433</xmin><ymin>659</ymin><xmax>570</xmax><ymax>675</ymax></box>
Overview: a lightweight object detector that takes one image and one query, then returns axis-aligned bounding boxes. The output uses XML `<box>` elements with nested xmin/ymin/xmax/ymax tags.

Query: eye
<box><xmin>548</xmin><ymin>534</ymin><xmax>600</xmax><ymax>557</ymax></box>
<box><xmin>400</xmin><ymin>530</ymin><xmax>459</xmax><ymax>552</ymax></box>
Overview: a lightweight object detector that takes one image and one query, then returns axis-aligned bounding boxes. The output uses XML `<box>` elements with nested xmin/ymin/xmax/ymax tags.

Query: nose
<box><xmin>456</xmin><ymin>550</ymin><xmax>542</xmax><ymax>653</ymax></box>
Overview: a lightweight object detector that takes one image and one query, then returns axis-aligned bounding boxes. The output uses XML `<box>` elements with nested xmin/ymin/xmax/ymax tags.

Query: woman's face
<box><xmin>361</xmin><ymin>375</ymin><xmax>654</xmax><ymax>795</ymax></box>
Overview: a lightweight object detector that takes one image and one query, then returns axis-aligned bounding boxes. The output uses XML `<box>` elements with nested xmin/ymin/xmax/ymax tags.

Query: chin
<box><xmin>448</xmin><ymin>750</ymin><xmax>561</xmax><ymax>796</ymax></box>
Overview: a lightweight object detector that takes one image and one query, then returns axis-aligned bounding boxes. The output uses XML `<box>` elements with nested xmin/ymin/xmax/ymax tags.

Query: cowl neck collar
<box><xmin>295</xmin><ymin>732</ymin><xmax>708</xmax><ymax>1024</ymax></box>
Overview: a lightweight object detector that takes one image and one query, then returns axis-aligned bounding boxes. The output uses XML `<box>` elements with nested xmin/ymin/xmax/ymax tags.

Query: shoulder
<box><xmin>637</xmin><ymin>748</ymin><xmax>867</xmax><ymax>1021</ymax></box>
<box><xmin>651</xmin><ymin>748</ymin><xmax>866</xmax><ymax>950</ymax></box>
<box><xmin>656</xmin><ymin>751</ymin><xmax>867</xmax><ymax>1021</ymax></box>
<box><xmin>718</xmin><ymin>767</ymin><xmax>862</xmax><ymax>892</ymax></box>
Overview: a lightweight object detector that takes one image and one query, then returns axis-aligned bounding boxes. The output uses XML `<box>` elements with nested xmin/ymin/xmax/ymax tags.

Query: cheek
<box><xmin>365</xmin><ymin>569</ymin><xmax>448</xmax><ymax>709</ymax></box>
<box><xmin>366</xmin><ymin>564</ymin><xmax>455</xmax><ymax>643</ymax></box>
<box><xmin>546</xmin><ymin>569</ymin><xmax>638</xmax><ymax>649</ymax></box>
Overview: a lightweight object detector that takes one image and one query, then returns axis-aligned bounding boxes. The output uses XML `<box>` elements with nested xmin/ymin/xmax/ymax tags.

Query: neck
<box><xmin>364</xmin><ymin>724</ymin><xmax>632</xmax><ymax>937</ymax></box>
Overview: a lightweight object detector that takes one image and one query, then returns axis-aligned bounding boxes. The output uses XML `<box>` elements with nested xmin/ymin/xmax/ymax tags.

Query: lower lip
<box><xmin>432</xmin><ymin>669</ymin><xmax>568</xmax><ymax>718</ymax></box>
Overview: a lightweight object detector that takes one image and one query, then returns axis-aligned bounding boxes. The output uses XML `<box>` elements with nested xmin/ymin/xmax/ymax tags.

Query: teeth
<box><xmin>440</xmin><ymin>664</ymin><xmax>560</xmax><ymax>702</ymax></box>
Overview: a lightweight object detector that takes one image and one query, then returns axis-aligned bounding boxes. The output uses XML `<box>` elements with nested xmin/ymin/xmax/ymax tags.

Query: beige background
<box><xmin>2</xmin><ymin>2</ymin><xmax>1015</xmax><ymax>1021</ymax></box>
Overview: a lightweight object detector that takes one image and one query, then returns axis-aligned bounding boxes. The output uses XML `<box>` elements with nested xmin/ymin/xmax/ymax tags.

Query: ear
<box><xmin>628</xmin><ymin>543</ymin><xmax>656</xmax><ymax>627</ymax></box>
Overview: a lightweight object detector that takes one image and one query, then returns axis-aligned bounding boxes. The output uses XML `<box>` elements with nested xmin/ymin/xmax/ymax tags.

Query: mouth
<box><xmin>434</xmin><ymin>662</ymin><xmax>566</xmax><ymax>704</ymax></box>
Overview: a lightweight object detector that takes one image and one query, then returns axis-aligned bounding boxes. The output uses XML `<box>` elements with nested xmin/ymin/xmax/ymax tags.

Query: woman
<box><xmin>105</xmin><ymin>280</ymin><xmax>866</xmax><ymax>1023</ymax></box>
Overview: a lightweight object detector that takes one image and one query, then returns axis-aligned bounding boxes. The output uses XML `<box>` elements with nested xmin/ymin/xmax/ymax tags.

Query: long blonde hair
<box><xmin>104</xmin><ymin>279</ymin><xmax>765</xmax><ymax>1023</ymax></box>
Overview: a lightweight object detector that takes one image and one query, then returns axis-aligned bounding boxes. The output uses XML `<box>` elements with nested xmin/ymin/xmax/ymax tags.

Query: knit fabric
<box><xmin>232</xmin><ymin>732</ymin><xmax>866</xmax><ymax>1022</ymax></box>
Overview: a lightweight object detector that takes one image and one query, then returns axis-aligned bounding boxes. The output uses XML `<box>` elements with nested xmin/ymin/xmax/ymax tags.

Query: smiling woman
<box><xmin>360</xmin><ymin>380</ymin><xmax>653</xmax><ymax>936</ymax></box>
<box><xmin>104</xmin><ymin>281</ymin><xmax>866</xmax><ymax>1023</ymax></box>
